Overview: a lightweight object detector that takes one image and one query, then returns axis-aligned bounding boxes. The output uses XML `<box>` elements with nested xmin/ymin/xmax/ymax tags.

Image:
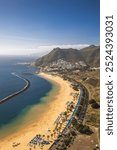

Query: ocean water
<box><xmin>0</xmin><ymin>56</ymin><xmax>53</xmax><ymax>138</ymax></box>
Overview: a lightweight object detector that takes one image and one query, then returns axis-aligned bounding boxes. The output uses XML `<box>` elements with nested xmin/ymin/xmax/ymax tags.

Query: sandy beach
<box><xmin>0</xmin><ymin>72</ymin><xmax>75</xmax><ymax>150</ymax></box>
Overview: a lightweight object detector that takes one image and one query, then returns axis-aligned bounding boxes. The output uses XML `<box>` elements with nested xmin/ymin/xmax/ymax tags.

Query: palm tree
<box><xmin>60</xmin><ymin>122</ymin><xmax>62</xmax><ymax>128</ymax></box>
<box><xmin>58</xmin><ymin>126</ymin><xmax>61</xmax><ymax>133</ymax></box>
<box><xmin>51</xmin><ymin>133</ymin><xmax>53</xmax><ymax>140</ymax></box>
<box><xmin>47</xmin><ymin>135</ymin><xmax>50</xmax><ymax>141</ymax></box>
<box><xmin>56</xmin><ymin>128</ymin><xmax>59</xmax><ymax>134</ymax></box>
<box><xmin>55</xmin><ymin>123</ymin><xmax>59</xmax><ymax>129</ymax></box>
<box><xmin>42</xmin><ymin>135</ymin><xmax>45</xmax><ymax>139</ymax></box>
<box><xmin>64</xmin><ymin>111</ymin><xmax>68</xmax><ymax>120</ymax></box>
<box><xmin>53</xmin><ymin>130</ymin><xmax>56</xmax><ymax>138</ymax></box>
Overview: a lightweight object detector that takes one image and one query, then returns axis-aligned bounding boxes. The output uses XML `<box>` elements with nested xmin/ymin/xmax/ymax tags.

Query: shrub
<box><xmin>71</xmin><ymin>117</ymin><xmax>77</xmax><ymax>126</ymax></box>
<box><xmin>73</xmin><ymin>86</ymin><xmax>79</xmax><ymax>91</ymax></box>
<box><xmin>82</xmin><ymin>77</ymin><xmax>87</xmax><ymax>81</ymax></box>
<box><xmin>89</xmin><ymin>99</ymin><xmax>96</xmax><ymax>104</ymax></box>
<box><xmin>70</xmin><ymin>130</ymin><xmax>77</xmax><ymax>136</ymax></box>
<box><xmin>80</xmin><ymin>97</ymin><xmax>84</xmax><ymax>105</ymax></box>
<box><xmin>76</xmin><ymin>105</ymin><xmax>83</xmax><ymax>117</ymax></box>
<box><xmin>60</xmin><ymin>144</ymin><xmax>67</xmax><ymax>150</ymax></box>
<box><xmin>78</xmin><ymin>124</ymin><xmax>93</xmax><ymax>135</ymax></box>
<box><xmin>64</xmin><ymin>137</ymin><xmax>72</xmax><ymax>146</ymax></box>
<box><xmin>91</xmin><ymin>102</ymin><xmax>100</xmax><ymax>109</ymax></box>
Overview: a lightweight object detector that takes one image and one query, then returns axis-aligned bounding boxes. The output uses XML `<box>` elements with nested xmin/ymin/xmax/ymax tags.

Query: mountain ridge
<box><xmin>35</xmin><ymin>45</ymin><xmax>100</xmax><ymax>67</ymax></box>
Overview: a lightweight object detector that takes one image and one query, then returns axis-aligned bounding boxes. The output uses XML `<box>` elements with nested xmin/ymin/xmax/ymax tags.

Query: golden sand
<box><xmin>0</xmin><ymin>72</ymin><xmax>75</xmax><ymax>150</ymax></box>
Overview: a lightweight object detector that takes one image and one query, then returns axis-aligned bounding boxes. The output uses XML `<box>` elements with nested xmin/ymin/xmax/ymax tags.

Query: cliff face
<box><xmin>35</xmin><ymin>45</ymin><xmax>100</xmax><ymax>67</ymax></box>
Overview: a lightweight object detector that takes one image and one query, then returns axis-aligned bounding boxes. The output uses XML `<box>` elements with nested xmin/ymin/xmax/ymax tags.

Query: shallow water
<box><xmin>0</xmin><ymin>56</ymin><xmax>57</xmax><ymax>139</ymax></box>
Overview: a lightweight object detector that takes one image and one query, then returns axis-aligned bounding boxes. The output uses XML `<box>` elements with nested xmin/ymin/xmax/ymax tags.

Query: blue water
<box><xmin>0</xmin><ymin>56</ymin><xmax>52</xmax><ymax>128</ymax></box>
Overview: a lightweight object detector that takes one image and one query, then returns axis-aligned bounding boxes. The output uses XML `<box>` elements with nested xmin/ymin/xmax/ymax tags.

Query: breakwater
<box><xmin>0</xmin><ymin>73</ymin><xmax>30</xmax><ymax>104</ymax></box>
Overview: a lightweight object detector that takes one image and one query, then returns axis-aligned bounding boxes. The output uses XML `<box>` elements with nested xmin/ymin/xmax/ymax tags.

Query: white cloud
<box><xmin>0</xmin><ymin>43</ymin><xmax>89</xmax><ymax>56</ymax></box>
<box><xmin>27</xmin><ymin>44</ymin><xmax>89</xmax><ymax>57</ymax></box>
<box><xmin>38</xmin><ymin>44</ymin><xmax>89</xmax><ymax>51</ymax></box>
<box><xmin>35</xmin><ymin>44</ymin><xmax>89</xmax><ymax>56</ymax></box>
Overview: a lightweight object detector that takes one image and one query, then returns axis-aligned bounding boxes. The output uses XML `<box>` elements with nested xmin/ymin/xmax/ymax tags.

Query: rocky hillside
<box><xmin>80</xmin><ymin>45</ymin><xmax>100</xmax><ymax>67</ymax></box>
<box><xmin>35</xmin><ymin>45</ymin><xmax>100</xmax><ymax>67</ymax></box>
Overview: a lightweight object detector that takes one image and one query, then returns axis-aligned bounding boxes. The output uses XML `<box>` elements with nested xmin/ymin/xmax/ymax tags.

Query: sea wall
<box><xmin>0</xmin><ymin>73</ymin><xmax>30</xmax><ymax>104</ymax></box>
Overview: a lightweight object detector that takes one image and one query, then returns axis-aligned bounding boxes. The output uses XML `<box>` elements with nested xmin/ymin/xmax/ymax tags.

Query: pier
<box><xmin>0</xmin><ymin>73</ymin><xmax>30</xmax><ymax>104</ymax></box>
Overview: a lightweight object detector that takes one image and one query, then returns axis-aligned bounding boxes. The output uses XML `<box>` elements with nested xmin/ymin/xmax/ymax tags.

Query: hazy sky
<box><xmin>0</xmin><ymin>0</ymin><xmax>100</xmax><ymax>55</ymax></box>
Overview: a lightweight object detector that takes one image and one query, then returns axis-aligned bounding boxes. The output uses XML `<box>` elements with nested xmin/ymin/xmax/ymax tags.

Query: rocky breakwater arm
<box><xmin>0</xmin><ymin>73</ymin><xmax>30</xmax><ymax>104</ymax></box>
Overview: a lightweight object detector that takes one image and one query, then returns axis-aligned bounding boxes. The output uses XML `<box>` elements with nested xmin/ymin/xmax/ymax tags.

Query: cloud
<box><xmin>0</xmin><ymin>43</ymin><xmax>89</xmax><ymax>56</ymax></box>
<box><xmin>38</xmin><ymin>44</ymin><xmax>89</xmax><ymax>50</ymax></box>
<box><xmin>24</xmin><ymin>44</ymin><xmax>89</xmax><ymax>57</ymax></box>
<box><xmin>36</xmin><ymin>44</ymin><xmax>89</xmax><ymax>54</ymax></box>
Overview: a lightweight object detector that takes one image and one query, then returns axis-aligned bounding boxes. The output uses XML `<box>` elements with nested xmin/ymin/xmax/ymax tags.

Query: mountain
<box><xmin>80</xmin><ymin>45</ymin><xmax>100</xmax><ymax>67</ymax></box>
<box><xmin>35</xmin><ymin>45</ymin><xmax>100</xmax><ymax>67</ymax></box>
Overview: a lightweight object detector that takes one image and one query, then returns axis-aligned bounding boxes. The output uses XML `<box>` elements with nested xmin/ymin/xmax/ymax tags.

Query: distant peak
<box><xmin>53</xmin><ymin>47</ymin><xmax>61</xmax><ymax>50</ymax></box>
<box><xmin>89</xmin><ymin>45</ymin><xmax>96</xmax><ymax>48</ymax></box>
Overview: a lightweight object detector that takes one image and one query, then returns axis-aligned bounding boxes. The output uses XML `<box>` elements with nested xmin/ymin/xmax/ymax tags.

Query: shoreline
<box><xmin>0</xmin><ymin>72</ymin><xmax>75</xmax><ymax>150</ymax></box>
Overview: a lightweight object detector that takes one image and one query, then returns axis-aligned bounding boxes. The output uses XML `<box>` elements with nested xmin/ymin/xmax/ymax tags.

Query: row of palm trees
<box><xmin>46</xmin><ymin>91</ymin><xmax>80</xmax><ymax>149</ymax></box>
<box><xmin>49</xmin><ymin>76</ymin><xmax>91</xmax><ymax>150</ymax></box>
<box><xmin>28</xmin><ymin>90</ymin><xmax>80</xmax><ymax>150</ymax></box>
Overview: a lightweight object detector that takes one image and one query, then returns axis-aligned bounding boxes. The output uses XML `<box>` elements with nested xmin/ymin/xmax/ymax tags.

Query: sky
<box><xmin>0</xmin><ymin>0</ymin><xmax>100</xmax><ymax>55</ymax></box>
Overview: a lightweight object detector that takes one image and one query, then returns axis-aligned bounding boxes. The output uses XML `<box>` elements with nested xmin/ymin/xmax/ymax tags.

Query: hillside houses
<box><xmin>39</xmin><ymin>59</ymin><xmax>87</xmax><ymax>72</ymax></box>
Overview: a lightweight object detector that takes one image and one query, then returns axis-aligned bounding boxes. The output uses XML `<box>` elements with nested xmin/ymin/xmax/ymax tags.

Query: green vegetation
<box><xmin>78</xmin><ymin>124</ymin><xmax>93</xmax><ymax>135</ymax></box>
<box><xmin>89</xmin><ymin>99</ymin><xmax>96</xmax><ymax>104</ymax></box>
<box><xmin>76</xmin><ymin>105</ymin><xmax>82</xmax><ymax>117</ymax></box>
<box><xmin>91</xmin><ymin>102</ymin><xmax>100</xmax><ymax>109</ymax></box>
<box><xmin>80</xmin><ymin>97</ymin><xmax>84</xmax><ymax>105</ymax></box>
